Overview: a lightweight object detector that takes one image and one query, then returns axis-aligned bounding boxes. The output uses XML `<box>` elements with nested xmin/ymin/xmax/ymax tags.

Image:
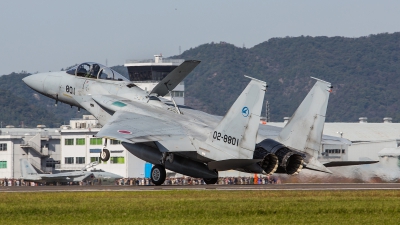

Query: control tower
<box><xmin>124</xmin><ymin>55</ymin><xmax>185</xmax><ymax>105</ymax></box>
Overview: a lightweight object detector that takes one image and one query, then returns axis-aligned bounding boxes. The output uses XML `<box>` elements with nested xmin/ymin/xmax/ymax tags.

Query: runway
<box><xmin>1</xmin><ymin>183</ymin><xmax>400</xmax><ymax>192</ymax></box>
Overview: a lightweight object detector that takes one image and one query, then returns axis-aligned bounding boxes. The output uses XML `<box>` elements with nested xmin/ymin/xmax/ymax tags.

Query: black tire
<box><xmin>151</xmin><ymin>164</ymin><xmax>166</xmax><ymax>186</ymax></box>
<box><xmin>203</xmin><ymin>177</ymin><xmax>218</xmax><ymax>185</ymax></box>
<box><xmin>100</xmin><ymin>149</ymin><xmax>110</xmax><ymax>161</ymax></box>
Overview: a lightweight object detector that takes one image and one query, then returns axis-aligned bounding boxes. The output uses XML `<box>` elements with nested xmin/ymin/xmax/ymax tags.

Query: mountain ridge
<box><xmin>1</xmin><ymin>32</ymin><xmax>400</xmax><ymax>127</ymax></box>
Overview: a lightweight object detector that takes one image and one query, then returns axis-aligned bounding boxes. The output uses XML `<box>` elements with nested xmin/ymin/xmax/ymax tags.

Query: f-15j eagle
<box><xmin>22</xmin><ymin>61</ymin><xmax>375</xmax><ymax>185</ymax></box>
<box><xmin>20</xmin><ymin>159</ymin><xmax>122</xmax><ymax>184</ymax></box>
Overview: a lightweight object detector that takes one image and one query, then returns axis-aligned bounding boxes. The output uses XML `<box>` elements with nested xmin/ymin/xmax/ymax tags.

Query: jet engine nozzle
<box><xmin>275</xmin><ymin>148</ymin><xmax>304</xmax><ymax>175</ymax></box>
<box><xmin>253</xmin><ymin>147</ymin><xmax>278</xmax><ymax>175</ymax></box>
<box><xmin>287</xmin><ymin>154</ymin><xmax>304</xmax><ymax>175</ymax></box>
<box><xmin>255</xmin><ymin>139</ymin><xmax>305</xmax><ymax>175</ymax></box>
<box><xmin>261</xmin><ymin>153</ymin><xmax>279</xmax><ymax>174</ymax></box>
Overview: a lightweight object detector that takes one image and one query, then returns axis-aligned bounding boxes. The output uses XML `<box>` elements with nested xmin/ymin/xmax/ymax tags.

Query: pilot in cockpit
<box><xmin>77</xmin><ymin>66</ymin><xmax>87</xmax><ymax>77</ymax></box>
<box><xmin>90</xmin><ymin>64</ymin><xmax>100</xmax><ymax>78</ymax></box>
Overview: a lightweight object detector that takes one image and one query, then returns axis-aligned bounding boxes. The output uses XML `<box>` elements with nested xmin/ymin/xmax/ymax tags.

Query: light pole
<box><xmin>337</xmin><ymin>131</ymin><xmax>343</xmax><ymax>160</ymax></box>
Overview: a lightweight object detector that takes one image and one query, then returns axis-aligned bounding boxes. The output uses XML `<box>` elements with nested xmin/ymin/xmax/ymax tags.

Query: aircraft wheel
<box><xmin>203</xmin><ymin>177</ymin><xmax>218</xmax><ymax>185</ymax></box>
<box><xmin>151</xmin><ymin>164</ymin><xmax>166</xmax><ymax>186</ymax></box>
<box><xmin>100</xmin><ymin>149</ymin><xmax>110</xmax><ymax>161</ymax></box>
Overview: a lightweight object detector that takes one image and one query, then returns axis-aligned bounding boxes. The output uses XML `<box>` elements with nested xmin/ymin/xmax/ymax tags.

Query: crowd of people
<box><xmin>114</xmin><ymin>176</ymin><xmax>281</xmax><ymax>186</ymax></box>
<box><xmin>0</xmin><ymin>176</ymin><xmax>281</xmax><ymax>186</ymax></box>
<box><xmin>0</xmin><ymin>178</ymin><xmax>35</xmax><ymax>186</ymax></box>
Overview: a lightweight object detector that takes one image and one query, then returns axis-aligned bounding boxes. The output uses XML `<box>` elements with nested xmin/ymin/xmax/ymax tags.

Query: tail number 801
<box><xmin>212</xmin><ymin>131</ymin><xmax>239</xmax><ymax>146</ymax></box>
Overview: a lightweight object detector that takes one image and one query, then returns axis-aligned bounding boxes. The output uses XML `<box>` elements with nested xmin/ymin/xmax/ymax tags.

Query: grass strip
<box><xmin>1</xmin><ymin>190</ymin><xmax>400</xmax><ymax>224</ymax></box>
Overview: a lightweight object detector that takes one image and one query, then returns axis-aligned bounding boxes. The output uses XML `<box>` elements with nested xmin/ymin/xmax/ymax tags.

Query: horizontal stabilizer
<box><xmin>304</xmin><ymin>157</ymin><xmax>332</xmax><ymax>174</ymax></box>
<box><xmin>324</xmin><ymin>161</ymin><xmax>379</xmax><ymax>167</ymax></box>
<box><xmin>208</xmin><ymin>159</ymin><xmax>262</xmax><ymax>171</ymax></box>
<box><xmin>150</xmin><ymin>60</ymin><xmax>201</xmax><ymax>97</ymax></box>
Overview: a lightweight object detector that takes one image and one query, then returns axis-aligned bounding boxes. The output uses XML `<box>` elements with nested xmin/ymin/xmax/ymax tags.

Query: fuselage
<box><xmin>23</xmin><ymin>70</ymin><xmax>224</xmax><ymax>143</ymax></box>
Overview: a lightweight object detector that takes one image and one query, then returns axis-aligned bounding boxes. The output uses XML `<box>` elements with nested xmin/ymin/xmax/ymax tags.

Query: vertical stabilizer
<box><xmin>278</xmin><ymin>77</ymin><xmax>332</xmax><ymax>158</ymax></box>
<box><xmin>206</xmin><ymin>76</ymin><xmax>267</xmax><ymax>159</ymax></box>
<box><xmin>20</xmin><ymin>159</ymin><xmax>41</xmax><ymax>180</ymax></box>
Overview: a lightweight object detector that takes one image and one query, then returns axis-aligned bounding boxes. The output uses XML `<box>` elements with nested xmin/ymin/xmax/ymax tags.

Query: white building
<box><xmin>265</xmin><ymin>117</ymin><xmax>400</xmax><ymax>180</ymax></box>
<box><xmin>276</xmin><ymin>117</ymin><xmax>399</xmax><ymax>161</ymax></box>
<box><xmin>57</xmin><ymin>115</ymin><xmax>146</xmax><ymax>178</ymax></box>
<box><xmin>2</xmin><ymin>115</ymin><xmax>400</xmax><ymax>180</ymax></box>
<box><xmin>0</xmin><ymin>116</ymin><xmax>147</xmax><ymax>179</ymax></box>
<box><xmin>0</xmin><ymin>126</ymin><xmax>61</xmax><ymax>178</ymax></box>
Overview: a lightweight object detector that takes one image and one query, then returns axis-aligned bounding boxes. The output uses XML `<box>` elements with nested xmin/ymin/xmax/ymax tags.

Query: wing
<box><xmin>96</xmin><ymin>110</ymin><xmax>187</xmax><ymax>143</ymax></box>
<box><xmin>41</xmin><ymin>173</ymin><xmax>92</xmax><ymax>180</ymax></box>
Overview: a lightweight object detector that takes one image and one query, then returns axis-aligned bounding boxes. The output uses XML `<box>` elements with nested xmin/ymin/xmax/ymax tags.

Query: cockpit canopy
<box><xmin>66</xmin><ymin>62</ymin><xmax>128</xmax><ymax>81</ymax></box>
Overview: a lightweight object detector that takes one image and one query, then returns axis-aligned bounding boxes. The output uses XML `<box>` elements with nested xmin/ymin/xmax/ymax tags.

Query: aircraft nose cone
<box><xmin>22</xmin><ymin>73</ymin><xmax>46</xmax><ymax>93</ymax></box>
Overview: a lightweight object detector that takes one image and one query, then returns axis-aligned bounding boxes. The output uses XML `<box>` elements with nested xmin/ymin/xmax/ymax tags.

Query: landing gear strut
<box><xmin>151</xmin><ymin>152</ymin><xmax>172</xmax><ymax>186</ymax></box>
<box><xmin>160</xmin><ymin>152</ymin><xmax>174</xmax><ymax>165</ymax></box>
<box><xmin>151</xmin><ymin>164</ymin><xmax>166</xmax><ymax>186</ymax></box>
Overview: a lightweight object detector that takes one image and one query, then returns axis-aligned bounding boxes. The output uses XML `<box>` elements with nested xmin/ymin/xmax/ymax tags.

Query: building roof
<box><xmin>267</xmin><ymin>122</ymin><xmax>400</xmax><ymax>142</ymax></box>
<box><xmin>0</xmin><ymin>128</ymin><xmax>61</xmax><ymax>137</ymax></box>
<box><xmin>323</xmin><ymin>123</ymin><xmax>400</xmax><ymax>142</ymax></box>
<box><xmin>378</xmin><ymin>148</ymin><xmax>400</xmax><ymax>157</ymax></box>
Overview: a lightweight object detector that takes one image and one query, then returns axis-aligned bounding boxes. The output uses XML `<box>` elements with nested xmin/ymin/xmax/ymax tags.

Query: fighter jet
<box><xmin>22</xmin><ymin>61</ymin><xmax>373</xmax><ymax>185</ymax></box>
<box><xmin>20</xmin><ymin>159</ymin><xmax>123</xmax><ymax>184</ymax></box>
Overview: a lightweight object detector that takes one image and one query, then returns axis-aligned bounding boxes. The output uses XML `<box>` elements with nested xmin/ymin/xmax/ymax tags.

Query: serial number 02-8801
<box><xmin>213</xmin><ymin>131</ymin><xmax>239</xmax><ymax>146</ymax></box>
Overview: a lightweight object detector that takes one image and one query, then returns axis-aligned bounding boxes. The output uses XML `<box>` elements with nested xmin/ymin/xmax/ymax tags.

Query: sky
<box><xmin>1</xmin><ymin>0</ymin><xmax>400</xmax><ymax>75</ymax></box>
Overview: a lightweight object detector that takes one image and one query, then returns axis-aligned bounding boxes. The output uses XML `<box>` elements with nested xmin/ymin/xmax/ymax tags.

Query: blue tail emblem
<box><xmin>242</xmin><ymin>107</ymin><xmax>249</xmax><ymax>117</ymax></box>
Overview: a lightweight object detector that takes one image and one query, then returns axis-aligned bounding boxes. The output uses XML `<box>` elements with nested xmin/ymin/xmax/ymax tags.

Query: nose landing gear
<box><xmin>100</xmin><ymin>139</ymin><xmax>110</xmax><ymax>162</ymax></box>
<box><xmin>100</xmin><ymin>148</ymin><xmax>110</xmax><ymax>162</ymax></box>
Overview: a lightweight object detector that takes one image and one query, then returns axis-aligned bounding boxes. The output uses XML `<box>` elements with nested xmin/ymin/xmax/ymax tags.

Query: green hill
<box><xmin>1</xmin><ymin>32</ymin><xmax>400</xmax><ymax>126</ymax></box>
<box><xmin>175</xmin><ymin>33</ymin><xmax>400</xmax><ymax>122</ymax></box>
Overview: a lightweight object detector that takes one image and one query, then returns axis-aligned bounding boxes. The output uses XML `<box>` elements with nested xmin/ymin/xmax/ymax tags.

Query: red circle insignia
<box><xmin>118</xmin><ymin>130</ymin><xmax>132</xmax><ymax>134</ymax></box>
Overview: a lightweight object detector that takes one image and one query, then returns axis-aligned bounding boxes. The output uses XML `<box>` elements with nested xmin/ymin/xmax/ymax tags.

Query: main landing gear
<box><xmin>151</xmin><ymin>153</ymin><xmax>173</xmax><ymax>186</ymax></box>
<box><xmin>203</xmin><ymin>177</ymin><xmax>218</xmax><ymax>185</ymax></box>
<box><xmin>100</xmin><ymin>139</ymin><xmax>110</xmax><ymax>162</ymax></box>
<box><xmin>151</xmin><ymin>164</ymin><xmax>166</xmax><ymax>186</ymax></box>
<box><xmin>203</xmin><ymin>171</ymin><xmax>218</xmax><ymax>185</ymax></box>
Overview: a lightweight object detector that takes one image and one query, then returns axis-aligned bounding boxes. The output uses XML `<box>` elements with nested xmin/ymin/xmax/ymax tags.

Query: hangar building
<box><xmin>2</xmin><ymin>115</ymin><xmax>400</xmax><ymax>179</ymax></box>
